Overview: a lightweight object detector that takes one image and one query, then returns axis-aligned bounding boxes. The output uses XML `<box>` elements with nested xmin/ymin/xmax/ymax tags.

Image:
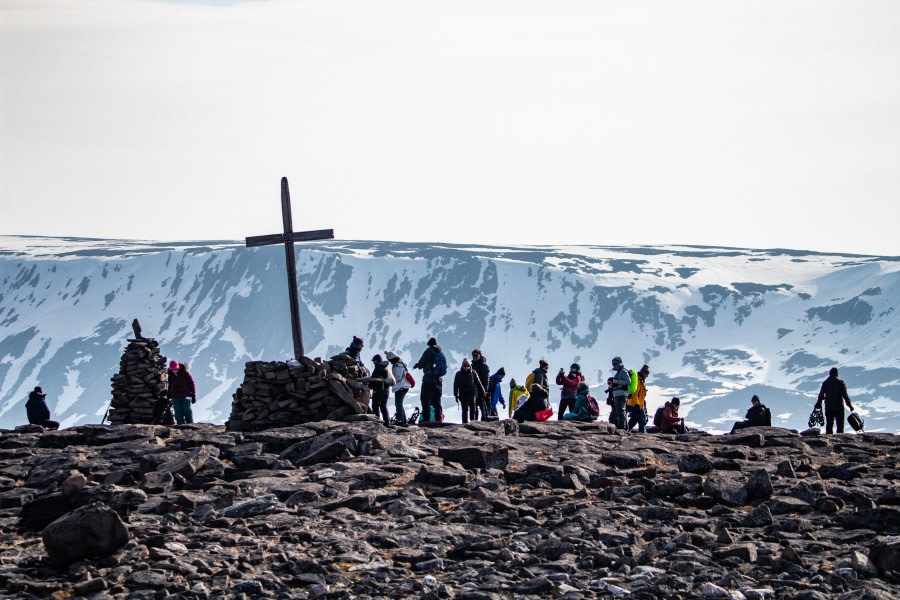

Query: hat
<box><xmin>570</xmin><ymin>363</ymin><xmax>581</xmax><ymax>372</ymax></box>
<box><xmin>462</xmin><ymin>357</ymin><xmax>471</xmax><ymax>367</ymax></box>
<box><xmin>427</xmin><ymin>337</ymin><xmax>438</xmax><ymax>347</ymax></box>
<box><xmin>385</xmin><ymin>351</ymin><xmax>398</xmax><ymax>361</ymax></box>
<box><xmin>34</xmin><ymin>386</ymin><xmax>43</xmax><ymax>394</ymax></box>
<box><xmin>639</xmin><ymin>364</ymin><xmax>650</xmax><ymax>375</ymax></box>
<box><xmin>751</xmin><ymin>395</ymin><xmax>760</xmax><ymax>403</ymax></box>
<box><xmin>471</xmin><ymin>349</ymin><xmax>481</xmax><ymax>357</ymax></box>
<box><xmin>539</xmin><ymin>358</ymin><xmax>548</xmax><ymax>368</ymax></box>
<box><xmin>352</xmin><ymin>336</ymin><xmax>364</xmax><ymax>347</ymax></box>
<box><xmin>672</xmin><ymin>397</ymin><xmax>680</xmax><ymax>406</ymax></box>
<box><xmin>612</xmin><ymin>356</ymin><xmax>623</xmax><ymax>367</ymax></box>
<box><xmin>829</xmin><ymin>367</ymin><xmax>839</xmax><ymax>377</ymax></box>
<box><xmin>497</xmin><ymin>367</ymin><xmax>506</xmax><ymax>377</ymax></box>
<box><xmin>169</xmin><ymin>360</ymin><xmax>179</xmax><ymax>371</ymax></box>
<box><xmin>510</xmin><ymin>378</ymin><xmax>517</xmax><ymax>387</ymax></box>
<box><xmin>372</xmin><ymin>354</ymin><xmax>383</xmax><ymax>364</ymax></box>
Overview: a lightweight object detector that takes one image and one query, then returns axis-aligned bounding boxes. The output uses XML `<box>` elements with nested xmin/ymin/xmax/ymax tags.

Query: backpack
<box><xmin>400</xmin><ymin>362</ymin><xmax>415</xmax><ymax>387</ymax></box>
<box><xmin>764</xmin><ymin>406</ymin><xmax>772</xmax><ymax>426</ymax></box>
<box><xmin>432</xmin><ymin>350</ymin><xmax>448</xmax><ymax>378</ymax></box>
<box><xmin>627</xmin><ymin>369</ymin><xmax>639</xmax><ymax>395</ymax></box>
<box><xmin>653</xmin><ymin>405</ymin><xmax>665</xmax><ymax>429</ymax></box>
<box><xmin>585</xmin><ymin>394</ymin><xmax>600</xmax><ymax>419</ymax></box>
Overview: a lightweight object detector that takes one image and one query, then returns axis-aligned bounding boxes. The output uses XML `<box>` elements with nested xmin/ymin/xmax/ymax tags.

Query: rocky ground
<box><xmin>0</xmin><ymin>419</ymin><xmax>898</xmax><ymax>599</ymax></box>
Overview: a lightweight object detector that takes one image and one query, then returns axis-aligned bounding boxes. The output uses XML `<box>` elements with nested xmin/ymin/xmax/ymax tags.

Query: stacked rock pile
<box><xmin>226</xmin><ymin>354</ymin><xmax>371</xmax><ymax>431</ymax></box>
<box><xmin>107</xmin><ymin>338</ymin><xmax>167</xmax><ymax>425</ymax></box>
<box><xmin>0</xmin><ymin>422</ymin><xmax>898</xmax><ymax>597</ymax></box>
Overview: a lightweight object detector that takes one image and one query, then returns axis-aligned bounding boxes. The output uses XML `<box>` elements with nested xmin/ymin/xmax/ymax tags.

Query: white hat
<box><xmin>385</xmin><ymin>350</ymin><xmax>398</xmax><ymax>361</ymax></box>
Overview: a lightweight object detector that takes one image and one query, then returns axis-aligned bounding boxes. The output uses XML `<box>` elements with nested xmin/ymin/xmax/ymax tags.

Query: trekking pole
<box><xmin>101</xmin><ymin>399</ymin><xmax>113</xmax><ymax>425</ymax></box>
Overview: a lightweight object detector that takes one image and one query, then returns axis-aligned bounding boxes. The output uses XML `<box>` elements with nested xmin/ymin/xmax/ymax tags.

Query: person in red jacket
<box><xmin>167</xmin><ymin>360</ymin><xmax>196</xmax><ymax>425</ymax></box>
<box><xmin>660</xmin><ymin>397</ymin><xmax>685</xmax><ymax>434</ymax></box>
<box><xmin>556</xmin><ymin>363</ymin><xmax>583</xmax><ymax>420</ymax></box>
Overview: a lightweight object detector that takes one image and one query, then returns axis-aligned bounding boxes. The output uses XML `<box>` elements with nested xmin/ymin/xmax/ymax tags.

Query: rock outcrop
<box><xmin>107</xmin><ymin>338</ymin><xmax>168</xmax><ymax>425</ymax></box>
<box><xmin>0</xmin><ymin>422</ymin><xmax>898</xmax><ymax>598</ymax></box>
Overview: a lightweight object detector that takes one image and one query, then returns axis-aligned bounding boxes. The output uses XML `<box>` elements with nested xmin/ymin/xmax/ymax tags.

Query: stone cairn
<box><xmin>107</xmin><ymin>338</ymin><xmax>168</xmax><ymax>425</ymax></box>
<box><xmin>226</xmin><ymin>354</ymin><xmax>371</xmax><ymax>431</ymax></box>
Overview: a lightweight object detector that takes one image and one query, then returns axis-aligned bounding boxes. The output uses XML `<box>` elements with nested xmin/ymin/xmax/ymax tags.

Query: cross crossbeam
<box><xmin>245</xmin><ymin>177</ymin><xmax>334</xmax><ymax>360</ymax></box>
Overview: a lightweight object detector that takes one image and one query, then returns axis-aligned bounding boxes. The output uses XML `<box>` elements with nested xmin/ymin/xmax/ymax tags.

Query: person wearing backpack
<box><xmin>660</xmin><ymin>397</ymin><xmax>686</xmax><ymax>434</ymax></box>
<box><xmin>815</xmin><ymin>367</ymin><xmax>854</xmax><ymax>434</ymax></box>
<box><xmin>729</xmin><ymin>395</ymin><xmax>771</xmax><ymax>433</ymax></box>
<box><xmin>626</xmin><ymin>364</ymin><xmax>650</xmax><ymax>433</ymax></box>
<box><xmin>610</xmin><ymin>357</ymin><xmax>630</xmax><ymax>430</ymax></box>
<box><xmin>471</xmin><ymin>349</ymin><xmax>491</xmax><ymax>421</ymax></box>
<box><xmin>453</xmin><ymin>358</ymin><xmax>482</xmax><ymax>424</ymax></box>
<box><xmin>386</xmin><ymin>351</ymin><xmax>412</xmax><ymax>427</ymax></box>
<box><xmin>366</xmin><ymin>354</ymin><xmax>395</xmax><ymax>426</ymax></box>
<box><xmin>413</xmin><ymin>337</ymin><xmax>446</xmax><ymax>423</ymax></box>
<box><xmin>563</xmin><ymin>382</ymin><xmax>597</xmax><ymax>421</ymax></box>
<box><xmin>556</xmin><ymin>363</ymin><xmax>583</xmax><ymax>421</ymax></box>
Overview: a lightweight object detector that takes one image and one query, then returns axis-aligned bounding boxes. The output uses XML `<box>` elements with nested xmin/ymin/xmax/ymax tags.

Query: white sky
<box><xmin>1</xmin><ymin>0</ymin><xmax>899</xmax><ymax>256</ymax></box>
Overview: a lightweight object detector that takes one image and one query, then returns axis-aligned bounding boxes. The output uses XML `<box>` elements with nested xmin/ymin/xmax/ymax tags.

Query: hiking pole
<box><xmin>101</xmin><ymin>399</ymin><xmax>113</xmax><ymax>425</ymax></box>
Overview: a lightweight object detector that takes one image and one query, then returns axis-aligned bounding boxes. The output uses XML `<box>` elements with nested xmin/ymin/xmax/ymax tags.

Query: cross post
<box><xmin>246</xmin><ymin>177</ymin><xmax>334</xmax><ymax>360</ymax></box>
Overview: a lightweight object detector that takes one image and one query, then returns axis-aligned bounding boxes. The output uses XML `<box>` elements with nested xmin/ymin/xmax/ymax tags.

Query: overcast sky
<box><xmin>1</xmin><ymin>0</ymin><xmax>898</xmax><ymax>256</ymax></box>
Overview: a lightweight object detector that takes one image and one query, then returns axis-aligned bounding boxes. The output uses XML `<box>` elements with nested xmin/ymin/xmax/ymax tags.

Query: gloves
<box><xmin>191</xmin><ymin>396</ymin><xmax>196</xmax><ymax>404</ymax></box>
<box><xmin>848</xmin><ymin>404</ymin><xmax>854</xmax><ymax>412</ymax></box>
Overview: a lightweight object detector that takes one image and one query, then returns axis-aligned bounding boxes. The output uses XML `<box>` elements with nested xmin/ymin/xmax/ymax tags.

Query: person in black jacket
<box><xmin>729</xmin><ymin>395</ymin><xmax>770</xmax><ymax>433</ymax></box>
<box><xmin>453</xmin><ymin>358</ymin><xmax>482</xmax><ymax>424</ymax></box>
<box><xmin>815</xmin><ymin>367</ymin><xmax>854</xmax><ymax>434</ymax></box>
<box><xmin>513</xmin><ymin>384</ymin><xmax>550</xmax><ymax>423</ymax></box>
<box><xmin>413</xmin><ymin>337</ymin><xmax>444</xmax><ymax>423</ymax></box>
<box><xmin>470</xmin><ymin>349</ymin><xmax>491</xmax><ymax>421</ymax></box>
<box><xmin>26</xmin><ymin>386</ymin><xmax>59</xmax><ymax>430</ymax></box>
<box><xmin>368</xmin><ymin>354</ymin><xmax>393</xmax><ymax>426</ymax></box>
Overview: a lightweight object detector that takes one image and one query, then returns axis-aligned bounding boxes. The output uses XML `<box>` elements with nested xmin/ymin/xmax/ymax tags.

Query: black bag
<box><xmin>847</xmin><ymin>411</ymin><xmax>864</xmax><ymax>432</ymax></box>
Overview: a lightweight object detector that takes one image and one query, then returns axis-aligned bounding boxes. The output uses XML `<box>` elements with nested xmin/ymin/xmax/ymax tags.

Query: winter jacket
<box><xmin>660</xmin><ymin>401</ymin><xmax>681</xmax><ymax>434</ymax></box>
<box><xmin>509</xmin><ymin>383</ymin><xmax>528</xmax><ymax>415</ymax></box>
<box><xmin>563</xmin><ymin>387</ymin><xmax>592</xmax><ymax>420</ymax></box>
<box><xmin>391</xmin><ymin>361</ymin><xmax>411</xmax><ymax>393</ymax></box>
<box><xmin>168</xmin><ymin>366</ymin><xmax>196</xmax><ymax>399</ymax></box>
<box><xmin>556</xmin><ymin>371</ymin><xmax>582</xmax><ymax>399</ymax></box>
<box><xmin>627</xmin><ymin>377</ymin><xmax>647</xmax><ymax>409</ymax></box>
<box><xmin>745</xmin><ymin>403</ymin><xmax>770</xmax><ymax>426</ymax></box>
<box><xmin>414</xmin><ymin>345</ymin><xmax>444</xmax><ymax>381</ymax></box>
<box><xmin>369</xmin><ymin>361</ymin><xmax>394</xmax><ymax>399</ymax></box>
<box><xmin>527</xmin><ymin>367</ymin><xmax>550</xmax><ymax>392</ymax></box>
<box><xmin>26</xmin><ymin>391</ymin><xmax>51</xmax><ymax>424</ymax></box>
<box><xmin>471</xmin><ymin>357</ymin><xmax>490</xmax><ymax>399</ymax></box>
<box><xmin>488</xmin><ymin>373</ymin><xmax>505</xmax><ymax>410</ymax></box>
<box><xmin>817</xmin><ymin>375</ymin><xmax>852</xmax><ymax>409</ymax></box>
<box><xmin>453</xmin><ymin>369</ymin><xmax>480</xmax><ymax>398</ymax></box>
<box><xmin>611</xmin><ymin>366</ymin><xmax>631</xmax><ymax>400</ymax></box>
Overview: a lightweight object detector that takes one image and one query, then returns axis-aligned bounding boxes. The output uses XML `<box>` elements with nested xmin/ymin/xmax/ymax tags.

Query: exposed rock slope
<box><xmin>0</xmin><ymin>422</ymin><xmax>898</xmax><ymax>598</ymax></box>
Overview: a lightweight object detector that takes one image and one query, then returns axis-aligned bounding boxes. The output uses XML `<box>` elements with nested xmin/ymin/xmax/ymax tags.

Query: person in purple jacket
<box><xmin>167</xmin><ymin>360</ymin><xmax>196</xmax><ymax>425</ymax></box>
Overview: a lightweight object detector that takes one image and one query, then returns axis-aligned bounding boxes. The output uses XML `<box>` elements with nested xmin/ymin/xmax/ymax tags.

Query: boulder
<box><xmin>41</xmin><ymin>502</ymin><xmax>130</xmax><ymax>566</ymax></box>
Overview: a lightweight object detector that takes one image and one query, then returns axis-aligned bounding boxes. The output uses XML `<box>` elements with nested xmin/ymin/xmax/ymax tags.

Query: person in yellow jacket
<box><xmin>626</xmin><ymin>364</ymin><xmax>650</xmax><ymax>432</ymax></box>
<box><xmin>508</xmin><ymin>378</ymin><xmax>528</xmax><ymax>418</ymax></box>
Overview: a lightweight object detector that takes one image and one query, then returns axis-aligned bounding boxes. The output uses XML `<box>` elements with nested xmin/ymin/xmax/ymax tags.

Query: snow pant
<box><xmin>458</xmin><ymin>390</ymin><xmax>477</xmax><ymax>424</ymax></box>
<box><xmin>558</xmin><ymin>396</ymin><xmax>576</xmax><ymax>421</ymax></box>
<box><xmin>825</xmin><ymin>401</ymin><xmax>845</xmax><ymax>434</ymax></box>
<box><xmin>372</xmin><ymin>392</ymin><xmax>390</xmax><ymax>425</ymax></box>
<box><xmin>394</xmin><ymin>388</ymin><xmax>409</xmax><ymax>425</ymax></box>
<box><xmin>420</xmin><ymin>377</ymin><xmax>442</xmax><ymax>422</ymax></box>
<box><xmin>612</xmin><ymin>396</ymin><xmax>628</xmax><ymax>430</ymax></box>
<box><xmin>627</xmin><ymin>404</ymin><xmax>647</xmax><ymax>433</ymax></box>
<box><xmin>172</xmin><ymin>397</ymin><xmax>193</xmax><ymax>425</ymax></box>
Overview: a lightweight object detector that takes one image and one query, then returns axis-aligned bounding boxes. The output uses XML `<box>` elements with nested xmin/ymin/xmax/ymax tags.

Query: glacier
<box><xmin>1</xmin><ymin>235</ymin><xmax>898</xmax><ymax>433</ymax></box>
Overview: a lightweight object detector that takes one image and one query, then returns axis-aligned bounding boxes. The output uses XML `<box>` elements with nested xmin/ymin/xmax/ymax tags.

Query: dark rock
<box><xmin>41</xmin><ymin>502</ymin><xmax>130</xmax><ymax>566</ymax></box>
<box><xmin>678</xmin><ymin>453</ymin><xmax>714</xmax><ymax>474</ymax></box>
<box><xmin>869</xmin><ymin>541</ymin><xmax>900</xmax><ymax>583</ymax></box>
<box><xmin>744</xmin><ymin>469</ymin><xmax>774</xmax><ymax>501</ymax></box>
<box><xmin>743</xmin><ymin>504</ymin><xmax>773</xmax><ymax>527</ymax></box>
<box><xmin>415</xmin><ymin>465</ymin><xmax>470</xmax><ymax>487</ymax></box>
<box><xmin>714</xmin><ymin>543</ymin><xmax>758</xmax><ymax>563</ymax></box>
<box><xmin>437</xmin><ymin>445</ymin><xmax>509</xmax><ymax>471</ymax></box>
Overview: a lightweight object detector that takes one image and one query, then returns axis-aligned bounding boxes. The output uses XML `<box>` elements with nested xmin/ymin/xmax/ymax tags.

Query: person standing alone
<box><xmin>815</xmin><ymin>367</ymin><xmax>854</xmax><ymax>434</ymax></box>
<box><xmin>167</xmin><ymin>360</ymin><xmax>196</xmax><ymax>425</ymax></box>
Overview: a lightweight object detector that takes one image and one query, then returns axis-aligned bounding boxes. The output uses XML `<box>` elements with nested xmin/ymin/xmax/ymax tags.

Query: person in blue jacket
<box><xmin>486</xmin><ymin>368</ymin><xmax>507</xmax><ymax>417</ymax></box>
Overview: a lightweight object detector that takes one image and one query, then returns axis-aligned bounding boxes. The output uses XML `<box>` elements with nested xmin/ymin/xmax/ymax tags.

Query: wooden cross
<box><xmin>246</xmin><ymin>177</ymin><xmax>334</xmax><ymax>360</ymax></box>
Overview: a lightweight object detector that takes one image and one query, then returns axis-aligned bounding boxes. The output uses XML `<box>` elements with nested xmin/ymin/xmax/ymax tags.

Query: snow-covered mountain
<box><xmin>1</xmin><ymin>235</ymin><xmax>898</xmax><ymax>433</ymax></box>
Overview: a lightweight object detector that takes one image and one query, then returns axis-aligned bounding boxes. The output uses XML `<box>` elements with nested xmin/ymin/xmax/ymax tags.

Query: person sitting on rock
<box><xmin>659</xmin><ymin>397</ymin><xmax>685</xmax><ymax>434</ymax></box>
<box><xmin>342</xmin><ymin>336</ymin><xmax>369</xmax><ymax>376</ymax></box>
<box><xmin>26</xmin><ymin>386</ymin><xmax>60</xmax><ymax>430</ymax></box>
<box><xmin>513</xmin><ymin>383</ymin><xmax>550</xmax><ymax>423</ymax></box>
<box><xmin>563</xmin><ymin>382</ymin><xmax>594</xmax><ymax>421</ymax></box>
<box><xmin>729</xmin><ymin>395</ymin><xmax>771</xmax><ymax>433</ymax></box>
